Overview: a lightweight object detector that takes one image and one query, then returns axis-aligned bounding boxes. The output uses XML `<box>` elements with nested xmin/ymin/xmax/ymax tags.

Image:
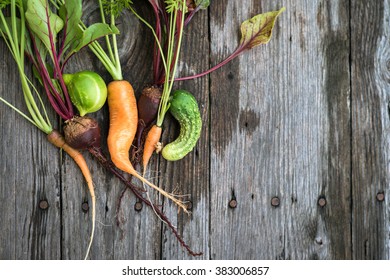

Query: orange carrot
<box><xmin>47</xmin><ymin>130</ymin><xmax>96</xmax><ymax>260</ymax></box>
<box><xmin>106</xmin><ymin>81</ymin><xmax>189</xmax><ymax>213</ymax></box>
<box><xmin>142</xmin><ymin>124</ymin><xmax>162</xmax><ymax>173</ymax></box>
<box><xmin>107</xmin><ymin>81</ymin><xmax>138</xmax><ymax>172</ymax></box>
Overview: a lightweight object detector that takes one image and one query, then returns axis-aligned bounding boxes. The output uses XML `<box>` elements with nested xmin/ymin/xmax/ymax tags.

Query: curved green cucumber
<box><xmin>162</xmin><ymin>89</ymin><xmax>202</xmax><ymax>161</ymax></box>
<box><xmin>63</xmin><ymin>70</ymin><xmax>107</xmax><ymax>116</ymax></box>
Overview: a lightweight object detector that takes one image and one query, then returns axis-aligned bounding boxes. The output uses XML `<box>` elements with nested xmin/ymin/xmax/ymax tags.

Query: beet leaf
<box><xmin>24</xmin><ymin>0</ymin><xmax>118</xmax><ymax>119</ymax></box>
<box><xmin>239</xmin><ymin>7</ymin><xmax>285</xmax><ymax>49</ymax></box>
<box><xmin>57</xmin><ymin>0</ymin><xmax>83</xmax><ymax>61</ymax></box>
<box><xmin>176</xmin><ymin>7</ymin><xmax>285</xmax><ymax>81</ymax></box>
<box><xmin>25</xmin><ymin>0</ymin><xmax>64</xmax><ymax>60</ymax></box>
<box><xmin>58</xmin><ymin>0</ymin><xmax>120</xmax><ymax>67</ymax></box>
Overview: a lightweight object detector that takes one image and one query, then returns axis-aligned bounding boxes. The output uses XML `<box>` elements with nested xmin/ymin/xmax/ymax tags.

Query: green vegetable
<box><xmin>162</xmin><ymin>89</ymin><xmax>202</xmax><ymax>161</ymax></box>
<box><xmin>22</xmin><ymin>0</ymin><xmax>117</xmax><ymax>120</ymax></box>
<box><xmin>129</xmin><ymin>0</ymin><xmax>187</xmax><ymax>127</ymax></box>
<box><xmin>63</xmin><ymin>71</ymin><xmax>107</xmax><ymax>116</ymax></box>
<box><xmin>0</xmin><ymin>0</ymin><xmax>52</xmax><ymax>134</ymax></box>
<box><xmin>25</xmin><ymin>0</ymin><xmax>64</xmax><ymax>61</ymax></box>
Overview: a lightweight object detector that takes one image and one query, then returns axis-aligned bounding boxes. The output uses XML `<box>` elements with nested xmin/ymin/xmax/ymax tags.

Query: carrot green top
<box><xmin>130</xmin><ymin>0</ymin><xmax>188</xmax><ymax>127</ymax></box>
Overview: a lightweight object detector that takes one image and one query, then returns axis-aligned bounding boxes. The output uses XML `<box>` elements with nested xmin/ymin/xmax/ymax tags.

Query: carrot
<box><xmin>142</xmin><ymin>124</ymin><xmax>162</xmax><ymax>173</ymax></box>
<box><xmin>47</xmin><ymin>130</ymin><xmax>96</xmax><ymax>260</ymax></box>
<box><xmin>133</xmin><ymin>86</ymin><xmax>161</xmax><ymax>162</ymax></box>
<box><xmin>107</xmin><ymin>80</ymin><xmax>138</xmax><ymax>171</ymax></box>
<box><xmin>1</xmin><ymin>1</ymin><xmax>98</xmax><ymax>260</ymax></box>
<box><xmin>107</xmin><ymin>81</ymin><xmax>189</xmax><ymax>213</ymax></box>
<box><xmin>130</xmin><ymin>1</ymin><xmax>188</xmax><ymax>165</ymax></box>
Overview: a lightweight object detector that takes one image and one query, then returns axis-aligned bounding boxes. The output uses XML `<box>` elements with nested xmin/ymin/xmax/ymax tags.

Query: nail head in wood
<box><xmin>271</xmin><ymin>197</ymin><xmax>280</xmax><ymax>207</ymax></box>
<box><xmin>318</xmin><ymin>197</ymin><xmax>327</xmax><ymax>207</ymax></box>
<box><xmin>134</xmin><ymin>201</ymin><xmax>143</xmax><ymax>212</ymax></box>
<box><xmin>39</xmin><ymin>200</ymin><xmax>49</xmax><ymax>210</ymax></box>
<box><xmin>81</xmin><ymin>202</ymin><xmax>89</xmax><ymax>213</ymax></box>
<box><xmin>376</xmin><ymin>192</ymin><xmax>385</xmax><ymax>202</ymax></box>
<box><xmin>229</xmin><ymin>199</ymin><xmax>237</xmax><ymax>209</ymax></box>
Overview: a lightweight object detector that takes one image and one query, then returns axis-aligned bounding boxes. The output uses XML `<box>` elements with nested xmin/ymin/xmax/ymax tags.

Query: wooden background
<box><xmin>1</xmin><ymin>0</ymin><xmax>390</xmax><ymax>260</ymax></box>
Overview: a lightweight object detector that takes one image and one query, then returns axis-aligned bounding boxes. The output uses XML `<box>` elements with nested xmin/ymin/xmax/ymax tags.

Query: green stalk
<box><xmin>0</xmin><ymin>0</ymin><xmax>53</xmax><ymax>134</ymax></box>
<box><xmin>11</xmin><ymin>0</ymin><xmax>19</xmax><ymax>57</ymax></box>
<box><xmin>91</xmin><ymin>0</ymin><xmax>122</xmax><ymax>81</ymax></box>
<box><xmin>51</xmin><ymin>0</ymin><xmax>123</xmax><ymax>80</ymax></box>
<box><xmin>156</xmin><ymin>0</ymin><xmax>187</xmax><ymax>127</ymax></box>
<box><xmin>0</xmin><ymin>11</ymin><xmax>17</xmax><ymax>57</ymax></box>
<box><xmin>129</xmin><ymin>0</ymin><xmax>188</xmax><ymax>127</ymax></box>
<box><xmin>0</xmin><ymin>97</ymin><xmax>37</xmax><ymax>127</ymax></box>
<box><xmin>111</xmin><ymin>12</ymin><xmax>121</xmax><ymax>78</ymax></box>
<box><xmin>129</xmin><ymin>5</ymin><xmax>168</xmax><ymax>75</ymax></box>
<box><xmin>98</xmin><ymin>0</ymin><xmax>115</xmax><ymax>63</ymax></box>
<box><xmin>21</xmin><ymin>74</ymin><xmax>52</xmax><ymax>133</ymax></box>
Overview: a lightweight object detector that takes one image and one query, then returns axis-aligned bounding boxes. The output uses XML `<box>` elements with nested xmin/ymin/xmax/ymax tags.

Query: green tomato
<box><xmin>63</xmin><ymin>70</ymin><xmax>107</xmax><ymax>116</ymax></box>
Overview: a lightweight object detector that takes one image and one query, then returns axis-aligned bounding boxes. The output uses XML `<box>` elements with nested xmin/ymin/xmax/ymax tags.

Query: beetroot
<box><xmin>63</xmin><ymin>116</ymin><xmax>101</xmax><ymax>150</ymax></box>
<box><xmin>135</xmin><ymin>86</ymin><xmax>162</xmax><ymax>149</ymax></box>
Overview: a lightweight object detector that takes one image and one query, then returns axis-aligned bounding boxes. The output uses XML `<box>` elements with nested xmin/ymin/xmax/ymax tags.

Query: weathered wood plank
<box><xmin>209</xmin><ymin>0</ymin><xmax>351</xmax><ymax>259</ymax></box>
<box><xmin>2</xmin><ymin>0</ymin><xmax>390</xmax><ymax>260</ymax></box>
<box><xmin>108</xmin><ymin>3</ymin><xmax>164</xmax><ymax>260</ymax></box>
<box><xmin>158</xmin><ymin>4</ymin><xmax>210</xmax><ymax>259</ymax></box>
<box><xmin>351</xmin><ymin>0</ymin><xmax>390</xmax><ymax>260</ymax></box>
<box><xmin>0</xmin><ymin>41</ymin><xmax>61</xmax><ymax>259</ymax></box>
<box><xmin>315</xmin><ymin>0</ymin><xmax>352</xmax><ymax>260</ymax></box>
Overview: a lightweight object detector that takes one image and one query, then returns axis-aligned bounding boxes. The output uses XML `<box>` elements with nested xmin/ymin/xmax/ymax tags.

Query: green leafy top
<box><xmin>22</xmin><ymin>0</ymin><xmax>118</xmax><ymax>120</ymax></box>
<box><xmin>129</xmin><ymin>0</ymin><xmax>203</xmax><ymax>126</ymax></box>
<box><xmin>101</xmin><ymin>0</ymin><xmax>133</xmax><ymax>19</ymax></box>
<box><xmin>26</xmin><ymin>0</ymin><xmax>118</xmax><ymax>68</ymax></box>
<box><xmin>165</xmin><ymin>0</ymin><xmax>187</xmax><ymax>13</ymax></box>
<box><xmin>0</xmin><ymin>0</ymin><xmax>52</xmax><ymax>133</ymax></box>
<box><xmin>56</xmin><ymin>0</ymin><xmax>133</xmax><ymax>81</ymax></box>
<box><xmin>25</xmin><ymin>0</ymin><xmax>64</xmax><ymax>60</ymax></box>
<box><xmin>194</xmin><ymin>0</ymin><xmax>209</xmax><ymax>10</ymax></box>
<box><xmin>58</xmin><ymin>0</ymin><xmax>83</xmax><ymax>57</ymax></box>
<box><xmin>157</xmin><ymin>0</ymin><xmax>188</xmax><ymax>126</ymax></box>
<box><xmin>0</xmin><ymin>0</ymin><xmax>12</xmax><ymax>9</ymax></box>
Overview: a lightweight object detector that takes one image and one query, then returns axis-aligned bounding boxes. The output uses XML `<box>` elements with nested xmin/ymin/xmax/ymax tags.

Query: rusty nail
<box><xmin>318</xmin><ymin>197</ymin><xmax>327</xmax><ymax>207</ymax></box>
<box><xmin>376</xmin><ymin>192</ymin><xmax>385</xmax><ymax>202</ymax></box>
<box><xmin>271</xmin><ymin>197</ymin><xmax>280</xmax><ymax>207</ymax></box>
<box><xmin>229</xmin><ymin>199</ymin><xmax>237</xmax><ymax>209</ymax></box>
<box><xmin>81</xmin><ymin>202</ymin><xmax>89</xmax><ymax>212</ymax></box>
<box><xmin>134</xmin><ymin>201</ymin><xmax>143</xmax><ymax>212</ymax></box>
<box><xmin>39</xmin><ymin>200</ymin><xmax>49</xmax><ymax>210</ymax></box>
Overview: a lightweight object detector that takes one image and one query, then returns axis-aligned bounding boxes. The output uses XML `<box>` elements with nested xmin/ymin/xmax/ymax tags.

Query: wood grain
<box><xmin>0</xmin><ymin>40</ymin><xmax>61</xmax><ymax>259</ymax></box>
<box><xmin>209</xmin><ymin>0</ymin><xmax>351</xmax><ymax>260</ymax></box>
<box><xmin>0</xmin><ymin>0</ymin><xmax>389</xmax><ymax>260</ymax></box>
<box><xmin>351</xmin><ymin>0</ymin><xmax>390</xmax><ymax>260</ymax></box>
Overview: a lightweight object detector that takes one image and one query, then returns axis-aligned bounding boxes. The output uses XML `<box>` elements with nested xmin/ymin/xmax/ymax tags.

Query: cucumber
<box><xmin>162</xmin><ymin>89</ymin><xmax>202</xmax><ymax>161</ymax></box>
